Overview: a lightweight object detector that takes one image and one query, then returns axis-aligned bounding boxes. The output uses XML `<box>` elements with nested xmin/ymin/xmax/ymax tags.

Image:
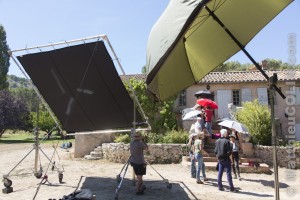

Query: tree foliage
<box><xmin>235</xmin><ymin>99</ymin><xmax>271</xmax><ymax>145</ymax></box>
<box><xmin>0</xmin><ymin>25</ymin><xmax>10</xmax><ymax>90</ymax></box>
<box><xmin>213</xmin><ymin>61</ymin><xmax>249</xmax><ymax>72</ymax></box>
<box><xmin>10</xmin><ymin>87</ymin><xmax>39</xmax><ymax>112</ymax></box>
<box><xmin>124</xmin><ymin>78</ymin><xmax>178</xmax><ymax>134</ymax></box>
<box><xmin>213</xmin><ymin>59</ymin><xmax>300</xmax><ymax>72</ymax></box>
<box><xmin>0</xmin><ymin>90</ymin><xmax>32</xmax><ymax>136</ymax></box>
<box><xmin>31</xmin><ymin>106</ymin><xmax>57</xmax><ymax>132</ymax></box>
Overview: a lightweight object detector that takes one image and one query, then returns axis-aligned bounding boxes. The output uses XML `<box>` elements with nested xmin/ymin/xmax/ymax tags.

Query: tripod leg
<box><xmin>39</xmin><ymin>147</ymin><xmax>59</xmax><ymax>170</ymax></box>
<box><xmin>4</xmin><ymin>148</ymin><xmax>35</xmax><ymax>177</ymax></box>
<box><xmin>115</xmin><ymin>161</ymin><xmax>130</xmax><ymax>199</ymax></box>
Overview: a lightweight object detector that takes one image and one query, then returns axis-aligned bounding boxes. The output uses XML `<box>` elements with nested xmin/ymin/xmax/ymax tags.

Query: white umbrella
<box><xmin>182</xmin><ymin>110</ymin><xmax>201</xmax><ymax>120</ymax></box>
<box><xmin>218</xmin><ymin>119</ymin><xmax>248</xmax><ymax>133</ymax></box>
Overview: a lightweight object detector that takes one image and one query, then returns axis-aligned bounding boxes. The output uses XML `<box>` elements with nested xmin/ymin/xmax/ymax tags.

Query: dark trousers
<box><xmin>232</xmin><ymin>152</ymin><xmax>240</xmax><ymax>176</ymax></box>
<box><xmin>218</xmin><ymin>159</ymin><xmax>234</xmax><ymax>190</ymax></box>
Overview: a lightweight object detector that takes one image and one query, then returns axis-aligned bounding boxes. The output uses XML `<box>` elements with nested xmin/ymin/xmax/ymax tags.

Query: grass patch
<box><xmin>0</xmin><ymin>130</ymin><xmax>74</xmax><ymax>144</ymax></box>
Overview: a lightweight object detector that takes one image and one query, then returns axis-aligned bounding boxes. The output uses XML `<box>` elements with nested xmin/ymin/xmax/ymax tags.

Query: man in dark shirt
<box><xmin>214</xmin><ymin>129</ymin><xmax>238</xmax><ymax>192</ymax></box>
<box><xmin>130</xmin><ymin>132</ymin><xmax>148</xmax><ymax>195</ymax></box>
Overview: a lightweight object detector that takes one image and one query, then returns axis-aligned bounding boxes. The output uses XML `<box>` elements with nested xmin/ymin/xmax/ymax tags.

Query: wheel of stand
<box><xmin>116</xmin><ymin>174</ymin><xmax>121</xmax><ymax>183</ymax></box>
<box><xmin>35</xmin><ymin>172</ymin><xmax>43</xmax><ymax>179</ymax></box>
<box><xmin>167</xmin><ymin>183</ymin><xmax>172</xmax><ymax>189</ymax></box>
<box><xmin>59</xmin><ymin>173</ymin><xmax>63</xmax><ymax>183</ymax></box>
<box><xmin>3</xmin><ymin>178</ymin><xmax>12</xmax><ymax>188</ymax></box>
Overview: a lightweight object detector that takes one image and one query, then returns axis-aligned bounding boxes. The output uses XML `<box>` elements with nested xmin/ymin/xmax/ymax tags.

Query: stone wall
<box><xmin>102</xmin><ymin>143</ymin><xmax>186</xmax><ymax>164</ymax></box>
<box><xmin>253</xmin><ymin>145</ymin><xmax>300</xmax><ymax>168</ymax></box>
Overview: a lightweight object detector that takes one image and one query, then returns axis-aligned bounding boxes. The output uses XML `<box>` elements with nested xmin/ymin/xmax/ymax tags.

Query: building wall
<box><xmin>179</xmin><ymin>81</ymin><xmax>300</xmax><ymax>137</ymax></box>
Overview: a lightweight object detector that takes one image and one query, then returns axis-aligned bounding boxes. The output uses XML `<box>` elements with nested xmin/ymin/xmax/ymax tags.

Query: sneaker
<box><xmin>204</xmin><ymin>178</ymin><xmax>209</xmax><ymax>182</ymax></box>
<box><xmin>136</xmin><ymin>190</ymin><xmax>145</xmax><ymax>195</ymax></box>
<box><xmin>196</xmin><ymin>180</ymin><xmax>204</xmax><ymax>184</ymax></box>
<box><xmin>191</xmin><ymin>175</ymin><xmax>196</xmax><ymax>178</ymax></box>
<box><xmin>230</xmin><ymin>189</ymin><xmax>239</xmax><ymax>193</ymax></box>
<box><xmin>238</xmin><ymin>175</ymin><xmax>242</xmax><ymax>180</ymax></box>
<box><xmin>233</xmin><ymin>174</ymin><xmax>237</xmax><ymax>179</ymax></box>
<box><xmin>219</xmin><ymin>188</ymin><xmax>225</xmax><ymax>191</ymax></box>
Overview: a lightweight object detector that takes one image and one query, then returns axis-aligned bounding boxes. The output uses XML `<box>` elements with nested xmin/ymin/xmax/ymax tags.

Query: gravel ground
<box><xmin>0</xmin><ymin>143</ymin><xmax>299</xmax><ymax>200</ymax></box>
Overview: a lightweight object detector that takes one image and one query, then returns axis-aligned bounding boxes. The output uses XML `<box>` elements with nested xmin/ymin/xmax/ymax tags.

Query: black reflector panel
<box><xmin>17</xmin><ymin>41</ymin><xmax>142</xmax><ymax>132</ymax></box>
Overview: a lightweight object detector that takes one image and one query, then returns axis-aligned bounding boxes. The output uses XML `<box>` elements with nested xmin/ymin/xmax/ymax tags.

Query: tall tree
<box><xmin>0</xmin><ymin>90</ymin><xmax>32</xmax><ymax>136</ymax></box>
<box><xmin>0</xmin><ymin>25</ymin><xmax>10</xmax><ymax>90</ymax></box>
<box><xmin>124</xmin><ymin>78</ymin><xmax>178</xmax><ymax>134</ymax></box>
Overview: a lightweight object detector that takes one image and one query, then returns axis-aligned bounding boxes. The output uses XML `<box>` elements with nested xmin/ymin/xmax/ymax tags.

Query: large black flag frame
<box><xmin>8</xmin><ymin>35</ymin><xmax>149</xmax><ymax>133</ymax></box>
<box><xmin>5</xmin><ymin>35</ymin><xmax>150</xmax><ymax>198</ymax></box>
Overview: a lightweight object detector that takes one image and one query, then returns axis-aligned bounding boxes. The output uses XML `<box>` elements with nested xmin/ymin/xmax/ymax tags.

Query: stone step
<box><xmin>240</xmin><ymin>157</ymin><xmax>263</xmax><ymax>163</ymax></box>
<box><xmin>84</xmin><ymin>155</ymin><xmax>102</xmax><ymax>160</ymax></box>
<box><xmin>94</xmin><ymin>148</ymin><xmax>103</xmax><ymax>154</ymax></box>
<box><xmin>183</xmin><ymin>155</ymin><xmax>217</xmax><ymax>162</ymax></box>
<box><xmin>182</xmin><ymin>159</ymin><xmax>271</xmax><ymax>173</ymax></box>
<box><xmin>90</xmin><ymin>151</ymin><xmax>102</xmax><ymax>157</ymax></box>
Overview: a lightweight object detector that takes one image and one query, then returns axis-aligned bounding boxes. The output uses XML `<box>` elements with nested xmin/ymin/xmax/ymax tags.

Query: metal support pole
<box><xmin>203</xmin><ymin>6</ymin><xmax>284</xmax><ymax>198</ymax></box>
<box><xmin>34</xmin><ymin>101</ymin><xmax>40</xmax><ymax>176</ymax></box>
<box><xmin>204</xmin><ymin>5</ymin><xmax>285</xmax><ymax>99</ymax></box>
<box><xmin>9</xmin><ymin>55</ymin><xmax>63</xmax><ymax>133</ymax></box>
<box><xmin>103</xmin><ymin>35</ymin><xmax>149</xmax><ymax>125</ymax></box>
<box><xmin>269</xmin><ymin>74</ymin><xmax>280</xmax><ymax>200</ymax></box>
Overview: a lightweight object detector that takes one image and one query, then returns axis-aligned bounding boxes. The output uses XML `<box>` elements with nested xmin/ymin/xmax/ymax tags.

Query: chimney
<box><xmin>261</xmin><ymin>60</ymin><xmax>268</xmax><ymax>70</ymax></box>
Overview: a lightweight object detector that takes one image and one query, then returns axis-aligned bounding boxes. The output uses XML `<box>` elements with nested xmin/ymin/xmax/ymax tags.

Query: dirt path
<box><xmin>0</xmin><ymin>143</ymin><xmax>299</xmax><ymax>200</ymax></box>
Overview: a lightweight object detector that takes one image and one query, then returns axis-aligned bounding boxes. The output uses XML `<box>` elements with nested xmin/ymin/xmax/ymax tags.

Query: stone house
<box><xmin>174</xmin><ymin>69</ymin><xmax>300</xmax><ymax>141</ymax></box>
<box><xmin>123</xmin><ymin>69</ymin><xmax>300</xmax><ymax>141</ymax></box>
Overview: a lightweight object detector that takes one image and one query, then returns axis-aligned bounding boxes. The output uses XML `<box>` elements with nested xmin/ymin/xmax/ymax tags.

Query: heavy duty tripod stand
<box><xmin>2</xmin><ymin>128</ymin><xmax>64</xmax><ymax>194</ymax></box>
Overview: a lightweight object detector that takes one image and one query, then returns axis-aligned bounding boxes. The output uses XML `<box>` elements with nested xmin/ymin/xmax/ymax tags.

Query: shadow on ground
<box><xmin>76</xmin><ymin>176</ymin><xmax>196</xmax><ymax>200</ymax></box>
<box><xmin>203</xmin><ymin>178</ymin><xmax>274</xmax><ymax>198</ymax></box>
<box><xmin>242</xmin><ymin>178</ymin><xmax>289</xmax><ymax>188</ymax></box>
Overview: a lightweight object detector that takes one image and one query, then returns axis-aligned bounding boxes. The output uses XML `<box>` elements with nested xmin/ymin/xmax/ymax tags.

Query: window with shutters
<box><xmin>179</xmin><ymin>90</ymin><xmax>186</xmax><ymax>106</ymax></box>
<box><xmin>232</xmin><ymin>90</ymin><xmax>240</xmax><ymax>106</ymax></box>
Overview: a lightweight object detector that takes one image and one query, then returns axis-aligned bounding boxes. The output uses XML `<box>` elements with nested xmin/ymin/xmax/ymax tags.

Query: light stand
<box><xmin>2</xmin><ymin>103</ymin><xmax>64</xmax><ymax>194</ymax></box>
<box><xmin>269</xmin><ymin>73</ymin><xmax>280</xmax><ymax>200</ymax></box>
<box><xmin>204</xmin><ymin>6</ymin><xmax>286</xmax><ymax>200</ymax></box>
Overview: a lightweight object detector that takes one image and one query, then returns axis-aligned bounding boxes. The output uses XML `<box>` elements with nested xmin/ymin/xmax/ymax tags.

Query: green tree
<box><xmin>124</xmin><ymin>78</ymin><xmax>177</xmax><ymax>134</ymax></box>
<box><xmin>235</xmin><ymin>99</ymin><xmax>271</xmax><ymax>145</ymax></box>
<box><xmin>0</xmin><ymin>25</ymin><xmax>10</xmax><ymax>90</ymax></box>
<box><xmin>0</xmin><ymin>90</ymin><xmax>32</xmax><ymax>136</ymax></box>
<box><xmin>213</xmin><ymin>61</ymin><xmax>249</xmax><ymax>72</ymax></box>
<box><xmin>31</xmin><ymin>107</ymin><xmax>57</xmax><ymax>132</ymax></box>
<box><xmin>10</xmin><ymin>87</ymin><xmax>39</xmax><ymax>112</ymax></box>
<box><xmin>263</xmin><ymin>58</ymin><xmax>300</xmax><ymax>70</ymax></box>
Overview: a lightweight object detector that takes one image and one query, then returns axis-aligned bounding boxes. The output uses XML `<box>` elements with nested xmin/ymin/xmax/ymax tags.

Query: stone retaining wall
<box><xmin>253</xmin><ymin>145</ymin><xmax>300</xmax><ymax>168</ymax></box>
<box><xmin>102</xmin><ymin>143</ymin><xmax>186</xmax><ymax>164</ymax></box>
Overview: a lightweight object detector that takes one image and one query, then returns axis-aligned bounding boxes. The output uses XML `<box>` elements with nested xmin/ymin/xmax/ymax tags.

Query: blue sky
<box><xmin>1</xmin><ymin>0</ymin><xmax>299</xmax><ymax>78</ymax></box>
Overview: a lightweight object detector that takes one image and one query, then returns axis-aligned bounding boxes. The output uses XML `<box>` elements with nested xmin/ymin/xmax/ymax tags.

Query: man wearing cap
<box><xmin>214</xmin><ymin>129</ymin><xmax>238</xmax><ymax>192</ymax></box>
<box><xmin>130</xmin><ymin>132</ymin><xmax>148</xmax><ymax>195</ymax></box>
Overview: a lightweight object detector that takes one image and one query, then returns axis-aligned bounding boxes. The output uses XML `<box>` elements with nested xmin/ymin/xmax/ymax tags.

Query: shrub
<box><xmin>114</xmin><ymin>133</ymin><xmax>131</xmax><ymax>144</ymax></box>
<box><xmin>235</xmin><ymin>99</ymin><xmax>271</xmax><ymax>145</ymax></box>
<box><xmin>160</xmin><ymin>129</ymin><xmax>188</xmax><ymax>144</ymax></box>
<box><xmin>143</xmin><ymin>132</ymin><xmax>164</xmax><ymax>144</ymax></box>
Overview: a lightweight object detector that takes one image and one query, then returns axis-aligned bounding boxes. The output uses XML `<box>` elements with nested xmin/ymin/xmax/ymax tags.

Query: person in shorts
<box><xmin>130</xmin><ymin>132</ymin><xmax>148</xmax><ymax>195</ymax></box>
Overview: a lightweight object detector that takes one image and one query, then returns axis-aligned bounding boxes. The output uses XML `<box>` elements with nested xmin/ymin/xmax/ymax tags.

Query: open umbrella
<box><xmin>182</xmin><ymin>110</ymin><xmax>201</xmax><ymax>120</ymax></box>
<box><xmin>194</xmin><ymin>90</ymin><xmax>213</xmax><ymax>99</ymax></box>
<box><xmin>218</xmin><ymin>119</ymin><xmax>248</xmax><ymax>133</ymax></box>
<box><xmin>146</xmin><ymin>0</ymin><xmax>291</xmax><ymax>101</ymax></box>
<box><xmin>197</xmin><ymin>98</ymin><xmax>218</xmax><ymax>109</ymax></box>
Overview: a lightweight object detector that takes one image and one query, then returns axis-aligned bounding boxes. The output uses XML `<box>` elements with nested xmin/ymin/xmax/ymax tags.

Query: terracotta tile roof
<box><xmin>120</xmin><ymin>74</ymin><xmax>147</xmax><ymax>82</ymax></box>
<box><xmin>199</xmin><ymin>70</ymin><xmax>300</xmax><ymax>83</ymax></box>
<box><xmin>120</xmin><ymin>70</ymin><xmax>300</xmax><ymax>83</ymax></box>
